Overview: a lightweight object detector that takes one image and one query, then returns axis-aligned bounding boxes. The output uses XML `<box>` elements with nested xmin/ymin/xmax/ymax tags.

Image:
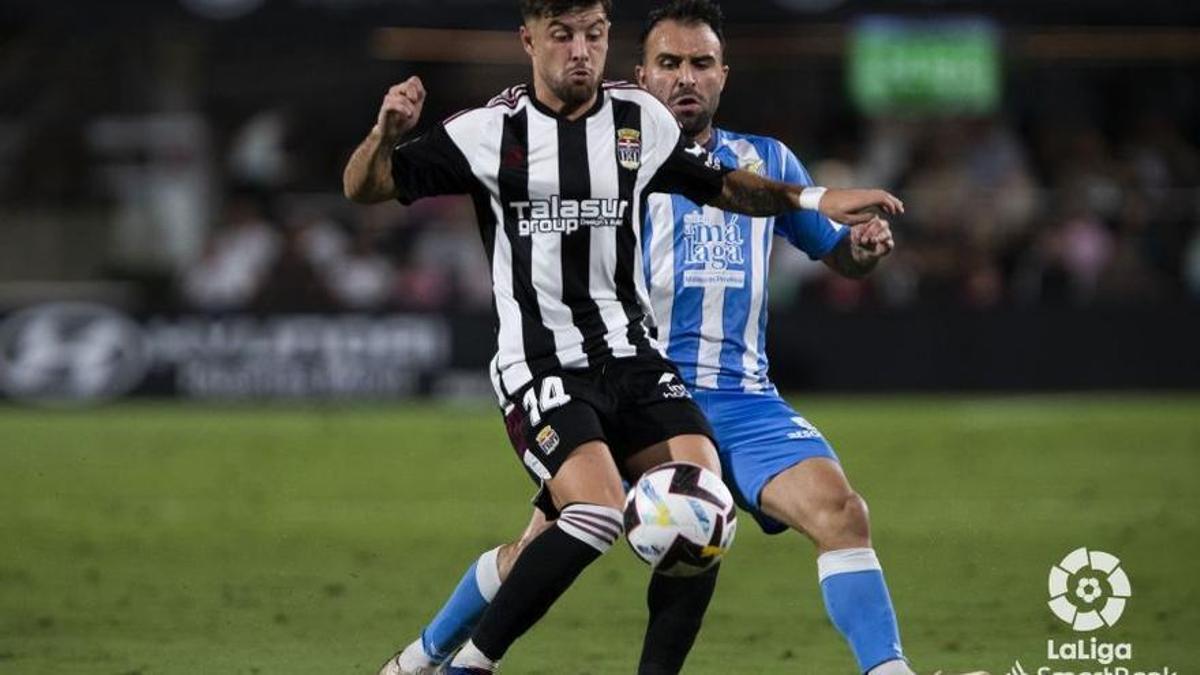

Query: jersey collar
<box><xmin>526</xmin><ymin>84</ymin><xmax>607</xmax><ymax>122</ymax></box>
<box><xmin>704</xmin><ymin>127</ymin><xmax>725</xmax><ymax>152</ymax></box>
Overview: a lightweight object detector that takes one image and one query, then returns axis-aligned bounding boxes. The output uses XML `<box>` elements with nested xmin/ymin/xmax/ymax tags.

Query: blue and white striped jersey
<box><xmin>642</xmin><ymin>128</ymin><xmax>848</xmax><ymax>392</ymax></box>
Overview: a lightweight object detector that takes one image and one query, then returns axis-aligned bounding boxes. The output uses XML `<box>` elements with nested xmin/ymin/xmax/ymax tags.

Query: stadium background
<box><xmin>1</xmin><ymin>0</ymin><xmax>1197</xmax><ymax>672</ymax></box>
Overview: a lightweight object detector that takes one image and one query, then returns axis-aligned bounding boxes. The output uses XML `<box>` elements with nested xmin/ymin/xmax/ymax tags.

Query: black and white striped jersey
<box><xmin>391</xmin><ymin>81</ymin><xmax>728</xmax><ymax>398</ymax></box>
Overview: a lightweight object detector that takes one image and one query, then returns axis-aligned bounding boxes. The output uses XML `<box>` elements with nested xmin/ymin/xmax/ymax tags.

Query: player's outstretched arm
<box><xmin>709</xmin><ymin>169</ymin><xmax>904</xmax><ymax>224</ymax></box>
<box><xmin>823</xmin><ymin>216</ymin><xmax>895</xmax><ymax>278</ymax></box>
<box><xmin>343</xmin><ymin>76</ymin><xmax>426</xmax><ymax>204</ymax></box>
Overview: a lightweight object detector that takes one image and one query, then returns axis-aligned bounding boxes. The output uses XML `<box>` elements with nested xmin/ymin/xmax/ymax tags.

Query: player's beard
<box><xmin>670</xmin><ymin>90</ymin><xmax>720</xmax><ymax>141</ymax></box>
<box><xmin>675</xmin><ymin>104</ymin><xmax>718</xmax><ymax>141</ymax></box>
<box><xmin>549</xmin><ymin>68</ymin><xmax>601</xmax><ymax>112</ymax></box>
<box><xmin>678</xmin><ymin>107</ymin><xmax>714</xmax><ymax>139</ymax></box>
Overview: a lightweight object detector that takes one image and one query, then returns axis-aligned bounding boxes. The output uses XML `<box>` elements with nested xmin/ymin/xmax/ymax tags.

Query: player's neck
<box><xmin>531</xmin><ymin>79</ymin><xmax>598</xmax><ymax>121</ymax></box>
<box><xmin>692</xmin><ymin>125</ymin><xmax>715</xmax><ymax>148</ymax></box>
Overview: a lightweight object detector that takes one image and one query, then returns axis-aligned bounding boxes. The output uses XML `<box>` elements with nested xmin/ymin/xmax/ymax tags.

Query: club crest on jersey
<box><xmin>739</xmin><ymin>157</ymin><xmax>765</xmax><ymax>175</ymax></box>
<box><xmin>617</xmin><ymin>128</ymin><xmax>641</xmax><ymax>170</ymax></box>
<box><xmin>536</xmin><ymin>425</ymin><xmax>561</xmax><ymax>454</ymax></box>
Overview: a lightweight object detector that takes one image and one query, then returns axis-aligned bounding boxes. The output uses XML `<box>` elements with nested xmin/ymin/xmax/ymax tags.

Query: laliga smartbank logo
<box><xmin>1047</xmin><ymin>547</ymin><xmax>1130</xmax><ymax>631</ymax></box>
<box><xmin>1001</xmin><ymin>548</ymin><xmax>1176</xmax><ymax>675</ymax></box>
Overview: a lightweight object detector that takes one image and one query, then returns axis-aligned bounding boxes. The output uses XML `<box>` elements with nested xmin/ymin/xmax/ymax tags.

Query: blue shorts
<box><xmin>691</xmin><ymin>387</ymin><xmax>838</xmax><ymax>535</ymax></box>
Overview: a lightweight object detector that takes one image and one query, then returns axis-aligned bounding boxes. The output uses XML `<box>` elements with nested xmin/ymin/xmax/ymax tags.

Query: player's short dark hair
<box><xmin>519</xmin><ymin>0</ymin><xmax>612</xmax><ymax>21</ymax></box>
<box><xmin>638</xmin><ymin>0</ymin><xmax>726</xmax><ymax>62</ymax></box>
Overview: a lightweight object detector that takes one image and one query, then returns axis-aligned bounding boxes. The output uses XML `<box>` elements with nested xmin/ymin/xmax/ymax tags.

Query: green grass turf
<box><xmin>0</xmin><ymin>395</ymin><xmax>1197</xmax><ymax>674</ymax></box>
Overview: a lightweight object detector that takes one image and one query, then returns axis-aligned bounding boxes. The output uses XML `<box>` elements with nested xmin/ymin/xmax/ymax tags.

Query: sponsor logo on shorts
<box><xmin>536</xmin><ymin>425</ymin><xmax>561</xmax><ymax>455</ymax></box>
<box><xmin>657</xmin><ymin>373</ymin><xmax>689</xmax><ymax>399</ymax></box>
<box><xmin>787</xmin><ymin>416</ymin><xmax>822</xmax><ymax>440</ymax></box>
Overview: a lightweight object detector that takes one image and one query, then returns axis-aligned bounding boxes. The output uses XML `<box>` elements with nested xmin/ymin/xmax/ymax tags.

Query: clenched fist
<box><xmin>849</xmin><ymin>216</ymin><xmax>895</xmax><ymax>264</ymax></box>
<box><xmin>376</xmin><ymin>76</ymin><xmax>426</xmax><ymax>143</ymax></box>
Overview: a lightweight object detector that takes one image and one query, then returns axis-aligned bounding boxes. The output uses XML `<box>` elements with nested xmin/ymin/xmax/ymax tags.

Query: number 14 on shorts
<box><xmin>522</xmin><ymin>376</ymin><xmax>572</xmax><ymax>426</ymax></box>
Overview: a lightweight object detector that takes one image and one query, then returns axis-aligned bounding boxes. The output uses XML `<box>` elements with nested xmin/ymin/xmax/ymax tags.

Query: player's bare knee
<box><xmin>822</xmin><ymin>490</ymin><xmax>871</xmax><ymax>547</ymax></box>
<box><xmin>588</xmin><ymin>472</ymin><xmax>629</xmax><ymax>512</ymax></box>
<box><xmin>558</xmin><ymin>482</ymin><xmax>626</xmax><ymax>512</ymax></box>
<box><xmin>550</xmin><ymin>442</ymin><xmax>626</xmax><ymax>510</ymax></box>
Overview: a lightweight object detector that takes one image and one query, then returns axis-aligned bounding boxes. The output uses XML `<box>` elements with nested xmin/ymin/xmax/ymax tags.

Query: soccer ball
<box><xmin>623</xmin><ymin>461</ymin><xmax>737</xmax><ymax>577</ymax></box>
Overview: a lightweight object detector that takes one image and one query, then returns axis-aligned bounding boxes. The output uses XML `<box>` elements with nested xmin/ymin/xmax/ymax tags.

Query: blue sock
<box><xmin>420</xmin><ymin>547</ymin><xmax>502</xmax><ymax>662</ymax></box>
<box><xmin>817</xmin><ymin>548</ymin><xmax>906</xmax><ymax>673</ymax></box>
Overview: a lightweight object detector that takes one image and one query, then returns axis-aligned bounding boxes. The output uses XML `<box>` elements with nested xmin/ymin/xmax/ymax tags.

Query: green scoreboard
<box><xmin>849</xmin><ymin>17</ymin><xmax>1001</xmax><ymax>116</ymax></box>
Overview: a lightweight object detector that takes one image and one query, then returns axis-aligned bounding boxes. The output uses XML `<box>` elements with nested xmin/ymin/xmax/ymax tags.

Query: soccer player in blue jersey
<box><xmin>380</xmin><ymin>2</ymin><xmax>928</xmax><ymax>674</ymax></box>
<box><xmin>635</xmin><ymin>3</ymin><xmax>909</xmax><ymax>674</ymax></box>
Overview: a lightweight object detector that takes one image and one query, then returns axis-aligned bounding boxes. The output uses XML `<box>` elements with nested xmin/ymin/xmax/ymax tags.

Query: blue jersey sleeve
<box><xmin>772</xmin><ymin>142</ymin><xmax>848</xmax><ymax>260</ymax></box>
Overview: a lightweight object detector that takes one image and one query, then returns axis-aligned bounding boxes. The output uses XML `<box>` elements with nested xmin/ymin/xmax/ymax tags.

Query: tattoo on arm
<box><xmin>709</xmin><ymin>169</ymin><xmax>800</xmax><ymax>217</ymax></box>
<box><xmin>343</xmin><ymin>127</ymin><xmax>397</xmax><ymax>203</ymax></box>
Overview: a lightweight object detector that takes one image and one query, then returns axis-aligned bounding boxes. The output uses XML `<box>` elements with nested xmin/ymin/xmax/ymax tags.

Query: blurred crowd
<box><xmin>180</xmin><ymin>192</ymin><xmax>492</xmax><ymax>312</ymax></box>
<box><xmin>2</xmin><ymin>2</ymin><xmax>1198</xmax><ymax>317</ymax></box>
<box><xmin>177</xmin><ymin>112</ymin><xmax>1200</xmax><ymax>314</ymax></box>
<box><xmin>775</xmin><ymin>112</ymin><xmax>1200</xmax><ymax>310</ymax></box>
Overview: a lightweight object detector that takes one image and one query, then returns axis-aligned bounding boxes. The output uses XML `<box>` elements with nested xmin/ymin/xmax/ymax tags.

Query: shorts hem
<box><xmin>745</xmin><ymin>454</ymin><xmax>841</xmax><ymax>535</ymax></box>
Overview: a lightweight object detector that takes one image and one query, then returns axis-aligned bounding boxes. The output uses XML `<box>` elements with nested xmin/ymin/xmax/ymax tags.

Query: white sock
<box><xmin>396</xmin><ymin>637</ymin><xmax>436</xmax><ymax>669</ymax></box>
<box><xmin>450</xmin><ymin>639</ymin><xmax>497</xmax><ymax>670</ymax></box>
<box><xmin>868</xmin><ymin>658</ymin><xmax>915</xmax><ymax>675</ymax></box>
<box><xmin>476</xmin><ymin>547</ymin><xmax>502</xmax><ymax>601</ymax></box>
<box><xmin>816</xmin><ymin>547</ymin><xmax>882</xmax><ymax>582</ymax></box>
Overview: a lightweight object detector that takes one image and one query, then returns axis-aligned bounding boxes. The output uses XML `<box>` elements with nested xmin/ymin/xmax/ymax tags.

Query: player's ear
<box><xmin>520</xmin><ymin>23</ymin><xmax>536</xmax><ymax>58</ymax></box>
<box><xmin>634</xmin><ymin>64</ymin><xmax>646</xmax><ymax>87</ymax></box>
<box><xmin>719</xmin><ymin>64</ymin><xmax>730</xmax><ymax>92</ymax></box>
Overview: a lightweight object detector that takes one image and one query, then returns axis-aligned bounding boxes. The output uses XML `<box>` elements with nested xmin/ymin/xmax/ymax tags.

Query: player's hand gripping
<box><xmin>376</xmin><ymin>76</ymin><xmax>426</xmax><ymax>143</ymax></box>
<box><xmin>818</xmin><ymin>188</ymin><xmax>904</xmax><ymax>225</ymax></box>
<box><xmin>848</xmin><ymin>216</ymin><xmax>895</xmax><ymax>264</ymax></box>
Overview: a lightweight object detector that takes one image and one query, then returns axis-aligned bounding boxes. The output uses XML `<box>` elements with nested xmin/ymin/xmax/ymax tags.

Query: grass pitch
<box><xmin>1</xmin><ymin>395</ymin><xmax>1197</xmax><ymax>674</ymax></box>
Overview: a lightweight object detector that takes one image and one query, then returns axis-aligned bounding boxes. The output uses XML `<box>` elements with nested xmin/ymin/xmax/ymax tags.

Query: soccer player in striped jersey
<box><xmin>349</xmin><ymin>1</ymin><xmax>902</xmax><ymax>674</ymax></box>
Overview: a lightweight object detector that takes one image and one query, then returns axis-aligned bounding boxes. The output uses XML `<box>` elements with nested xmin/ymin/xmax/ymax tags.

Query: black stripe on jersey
<box><xmin>610</xmin><ymin>97</ymin><xmax>655</xmax><ymax>355</ymax></box>
<box><xmin>500</xmin><ymin>109</ymin><xmax>559</xmax><ymax>375</ymax></box>
<box><xmin>558</xmin><ymin>118</ymin><xmax>613</xmax><ymax>366</ymax></box>
<box><xmin>473</xmin><ymin>189</ymin><xmax>498</xmax><ymax>270</ymax></box>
